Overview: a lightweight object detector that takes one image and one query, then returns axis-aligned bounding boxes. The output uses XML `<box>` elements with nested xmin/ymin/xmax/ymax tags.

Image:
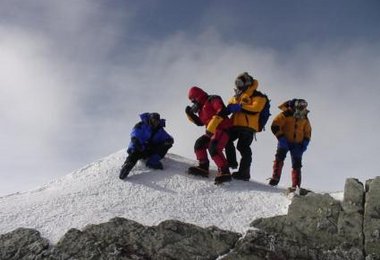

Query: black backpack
<box><xmin>251</xmin><ymin>91</ymin><xmax>271</xmax><ymax>132</ymax></box>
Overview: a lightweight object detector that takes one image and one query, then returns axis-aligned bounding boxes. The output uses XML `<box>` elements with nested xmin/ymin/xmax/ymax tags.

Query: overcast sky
<box><xmin>1</xmin><ymin>0</ymin><xmax>379</xmax><ymax>195</ymax></box>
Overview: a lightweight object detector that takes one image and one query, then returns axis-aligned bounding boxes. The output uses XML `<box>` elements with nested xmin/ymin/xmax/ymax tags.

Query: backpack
<box><xmin>251</xmin><ymin>91</ymin><xmax>271</xmax><ymax>132</ymax></box>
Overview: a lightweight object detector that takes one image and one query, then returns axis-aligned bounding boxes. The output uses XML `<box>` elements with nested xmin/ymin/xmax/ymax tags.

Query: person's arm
<box><xmin>130</xmin><ymin>122</ymin><xmax>147</xmax><ymax>151</ymax></box>
<box><xmin>304</xmin><ymin>118</ymin><xmax>312</xmax><ymax>140</ymax></box>
<box><xmin>185</xmin><ymin>106</ymin><xmax>204</xmax><ymax>126</ymax></box>
<box><xmin>271</xmin><ymin>113</ymin><xmax>286</xmax><ymax>139</ymax></box>
<box><xmin>240</xmin><ymin>95</ymin><xmax>266</xmax><ymax>114</ymax></box>
<box><xmin>206</xmin><ymin>96</ymin><xmax>228</xmax><ymax>134</ymax></box>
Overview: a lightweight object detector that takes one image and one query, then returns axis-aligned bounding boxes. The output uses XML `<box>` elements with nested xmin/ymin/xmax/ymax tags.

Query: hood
<box><xmin>278</xmin><ymin>100</ymin><xmax>292</xmax><ymax>112</ymax></box>
<box><xmin>139</xmin><ymin>113</ymin><xmax>166</xmax><ymax>127</ymax></box>
<box><xmin>278</xmin><ymin>100</ymin><xmax>310</xmax><ymax>115</ymax></box>
<box><xmin>188</xmin><ymin>86</ymin><xmax>208</xmax><ymax>105</ymax></box>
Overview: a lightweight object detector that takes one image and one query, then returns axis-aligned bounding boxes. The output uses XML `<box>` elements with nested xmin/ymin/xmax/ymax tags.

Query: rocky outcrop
<box><xmin>0</xmin><ymin>228</ymin><xmax>49</xmax><ymax>259</ymax></box>
<box><xmin>0</xmin><ymin>218</ymin><xmax>240</xmax><ymax>259</ymax></box>
<box><xmin>231</xmin><ymin>177</ymin><xmax>379</xmax><ymax>260</ymax></box>
<box><xmin>364</xmin><ymin>177</ymin><xmax>380</xmax><ymax>259</ymax></box>
<box><xmin>1</xmin><ymin>177</ymin><xmax>380</xmax><ymax>260</ymax></box>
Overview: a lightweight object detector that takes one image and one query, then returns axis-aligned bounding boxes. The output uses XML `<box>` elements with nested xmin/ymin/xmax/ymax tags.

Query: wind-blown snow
<box><xmin>0</xmin><ymin>151</ymin><xmax>293</xmax><ymax>243</ymax></box>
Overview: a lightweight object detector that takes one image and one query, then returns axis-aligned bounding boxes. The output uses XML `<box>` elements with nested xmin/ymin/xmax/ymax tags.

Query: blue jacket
<box><xmin>127</xmin><ymin>113</ymin><xmax>174</xmax><ymax>153</ymax></box>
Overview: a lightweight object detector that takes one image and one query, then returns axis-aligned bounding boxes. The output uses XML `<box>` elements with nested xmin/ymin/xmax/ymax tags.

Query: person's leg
<box><xmin>233</xmin><ymin>131</ymin><xmax>254</xmax><ymax>180</ymax></box>
<box><xmin>146</xmin><ymin>141</ymin><xmax>174</xmax><ymax>169</ymax></box>
<box><xmin>290</xmin><ymin>144</ymin><xmax>303</xmax><ymax>188</ymax></box>
<box><xmin>188</xmin><ymin>135</ymin><xmax>210</xmax><ymax>177</ymax></box>
<box><xmin>268</xmin><ymin>137</ymin><xmax>290</xmax><ymax>186</ymax></box>
<box><xmin>225</xmin><ymin>129</ymin><xmax>238</xmax><ymax>169</ymax></box>
<box><xmin>268</xmin><ymin>147</ymin><xmax>288</xmax><ymax>186</ymax></box>
<box><xmin>119</xmin><ymin>151</ymin><xmax>142</xmax><ymax>179</ymax></box>
<box><xmin>209</xmin><ymin>130</ymin><xmax>232</xmax><ymax>184</ymax></box>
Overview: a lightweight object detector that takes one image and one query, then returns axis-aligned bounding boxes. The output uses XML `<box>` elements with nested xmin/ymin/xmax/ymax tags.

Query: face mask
<box><xmin>294</xmin><ymin>108</ymin><xmax>307</xmax><ymax>119</ymax></box>
<box><xmin>149</xmin><ymin>113</ymin><xmax>161</xmax><ymax>128</ymax></box>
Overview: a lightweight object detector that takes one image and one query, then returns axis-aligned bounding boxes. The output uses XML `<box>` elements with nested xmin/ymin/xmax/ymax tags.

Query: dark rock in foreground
<box><xmin>0</xmin><ymin>218</ymin><xmax>240</xmax><ymax>260</ymax></box>
<box><xmin>227</xmin><ymin>177</ymin><xmax>379</xmax><ymax>260</ymax></box>
<box><xmin>0</xmin><ymin>228</ymin><xmax>49</xmax><ymax>259</ymax></box>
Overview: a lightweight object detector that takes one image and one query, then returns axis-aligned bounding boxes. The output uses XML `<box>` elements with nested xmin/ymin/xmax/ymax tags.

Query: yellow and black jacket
<box><xmin>228</xmin><ymin>79</ymin><xmax>267</xmax><ymax>132</ymax></box>
<box><xmin>271</xmin><ymin>101</ymin><xmax>312</xmax><ymax>143</ymax></box>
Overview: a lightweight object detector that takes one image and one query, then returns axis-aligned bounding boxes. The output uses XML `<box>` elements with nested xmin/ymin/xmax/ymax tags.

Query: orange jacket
<box><xmin>228</xmin><ymin>79</ymin><xmax>267</xmax><ymax>132</ymax></box>
<box><xmin>271</xmin><ymin>101</ymin><xmax>312</xmax><ymax>143</ymax></box>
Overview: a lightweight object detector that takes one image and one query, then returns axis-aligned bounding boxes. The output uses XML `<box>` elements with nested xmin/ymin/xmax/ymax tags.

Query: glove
<box><xmin>186</xmin><ymin>103</ymin><xmax>200</xmax><ymax>114</ymax></box>
<box><xmin>301</xmin><ymin>139</ymin><xmax>310</xmax><ymax>152</ymax></box>
<box><xmin>146</xmin><ymin>154</ymin><xmax>163</xmax><ymax>170</ymax></box>
<box><xmin>277</xmin><ymin>137</ymin><xmax>288</xmax><ymax>150</ymax></box>
<box><xmin>185</xmin><ymin>106</ymin><xmax>193</xmax><ymax>114</ymax></box>
<box><xmin>227</xmin><ymin>104</ymin><xmax>242</xmax><ymax>113</ymax></box>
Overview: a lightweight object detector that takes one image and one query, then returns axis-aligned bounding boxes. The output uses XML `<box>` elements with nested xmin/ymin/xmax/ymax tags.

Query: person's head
<box><xmin>234</xmin><ymin>72</ymin><xmax>254</xmax><ymax>96</ymax></box>
<box><xmin>290</xmin><ymin>99</ymin><xmax>308</xmax><ymax>118</ymax></box>
<box><xmin>188</xmin><ymin>86</ymin><xmax>208</xmax><ymax>112</ymax></box>
<box><xmin>148</xmin><ymin>112</ymin><xmax>161</xmax><ymax>129</ymax></box>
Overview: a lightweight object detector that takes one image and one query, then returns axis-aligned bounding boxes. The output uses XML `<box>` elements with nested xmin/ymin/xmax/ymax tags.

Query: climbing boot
<box><xmin>214</xmin><ymin>167</ymin><xmax>232</xmax><ymax>184</ymax></box>
<box><xmin>232</xmin><ymin>168</ymin><xmax>250</xmax><ymax>181</ymax></box>
<box><xmin>188</xmin><ymin>161</ymin><xmax>209</xmax><ymax>178</ymax></box>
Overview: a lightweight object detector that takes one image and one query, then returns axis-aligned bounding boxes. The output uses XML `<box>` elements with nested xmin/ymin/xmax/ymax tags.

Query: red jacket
<box><xmin>186</xmin><ymin>87</ymin><xmax>232</xmax><ymax>133</ymax></box>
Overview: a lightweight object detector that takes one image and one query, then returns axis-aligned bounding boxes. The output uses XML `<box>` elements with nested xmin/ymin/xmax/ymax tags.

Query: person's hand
<box><xmin>227</xmin><ymin>104</ymin><xmax>242</xmax><ymax>113</ymax></box>
<box><xmin>240</xmin><ymin>94</ymin><xmax>251</xmax><ymax>104</ymax></box>
<box><xmin>185</xmin><ymin>106</ymin><xmax>192</xmax><ymax>114</ymax></box>
<box><xmin>301</xmin><ymin>139</ymin><xmax>310</xmax><ymax>152</ymax></box>
<box><xmin>186</xmin><ymin>103</ymin><xmax>200</xmax><ymax>114</ymax></box>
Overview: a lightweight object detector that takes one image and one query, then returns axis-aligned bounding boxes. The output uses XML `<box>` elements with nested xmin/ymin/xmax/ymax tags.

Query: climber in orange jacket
<box><xmin>225</xmin><ymin>72</ymin><xmax>267</xmax><ymax>181</ymax></box>
<box><xmin>185</xmin><ymin>86</ymin><xmax>233</xmax><ymax>184</ymax></box>
<box><xmin>268</xmin><ymin>99</ymin><xmax>312</xmax><ymax>189</ymax></box>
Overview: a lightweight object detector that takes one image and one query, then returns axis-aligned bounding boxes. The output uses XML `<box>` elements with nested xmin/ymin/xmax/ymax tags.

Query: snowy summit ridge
<box><xmin>0</xmin><ymin>150</ymin><xmax>291</xmax><ymax>243</ymax></box>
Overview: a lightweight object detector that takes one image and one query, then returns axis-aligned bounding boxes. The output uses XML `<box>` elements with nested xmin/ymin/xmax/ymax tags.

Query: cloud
<box><xmin>1</xmin><ymin>1</ymin><xmax>379</xmax><ymax>195</ymax></box>
<box><xmin>0</xmin><ymin>26</ymin><xmax>72</xmax><ymax>194</ymax></box>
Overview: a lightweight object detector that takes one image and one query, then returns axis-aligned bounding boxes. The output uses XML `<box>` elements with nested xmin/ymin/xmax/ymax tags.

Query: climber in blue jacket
<box><xmin>119</xmin><ymin>112</ymin><xmax>174</xmax><ymax>179</ymax></box>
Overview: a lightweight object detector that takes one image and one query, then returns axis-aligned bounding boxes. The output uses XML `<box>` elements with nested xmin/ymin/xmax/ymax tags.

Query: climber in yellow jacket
<box><xmin>225</xmin><ymin>72</ymin><xmax>267</xmax><ymax>181</ymax></box>
<box><xmin>268</xmin><ymin>99</ymin><xmax>312</xmax><ymax>189</ymax></box>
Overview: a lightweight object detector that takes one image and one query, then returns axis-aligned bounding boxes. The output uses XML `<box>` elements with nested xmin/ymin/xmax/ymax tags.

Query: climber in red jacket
<box><xmin>185</xmin><ymin>86</ymin><xmax>232</xmax><ymax>184</ymax></box>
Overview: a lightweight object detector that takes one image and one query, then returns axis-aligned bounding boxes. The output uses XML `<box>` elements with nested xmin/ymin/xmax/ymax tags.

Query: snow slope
<box><xmin>0</xmin><ymin>151</ymin><xmax>292</xmax><ymax>243</ymax></box>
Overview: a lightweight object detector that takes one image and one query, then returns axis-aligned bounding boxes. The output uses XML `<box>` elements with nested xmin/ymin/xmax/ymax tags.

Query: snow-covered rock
<box><xmin>0</xmin><ymin>151</ymin><xmax>291</xmax><ymax>243</ymax></box>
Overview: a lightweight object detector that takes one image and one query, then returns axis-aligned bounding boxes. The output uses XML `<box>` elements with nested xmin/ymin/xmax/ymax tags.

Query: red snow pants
<box><xmin>194</xmin><ymin>129</ymin><xmax>229</xmax><ymax>170</ymax></box>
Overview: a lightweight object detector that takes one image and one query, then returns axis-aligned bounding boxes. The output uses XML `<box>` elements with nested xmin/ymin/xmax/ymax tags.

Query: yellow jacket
<box><xmin>228</xmin><ymin>79</ymin><xmax>267</xmax><ymax>132</ymax></box>
<box><xmin>271</xmin><ymin>101</ymin><xmax>312</xmax><ymax>143</ymax></box>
